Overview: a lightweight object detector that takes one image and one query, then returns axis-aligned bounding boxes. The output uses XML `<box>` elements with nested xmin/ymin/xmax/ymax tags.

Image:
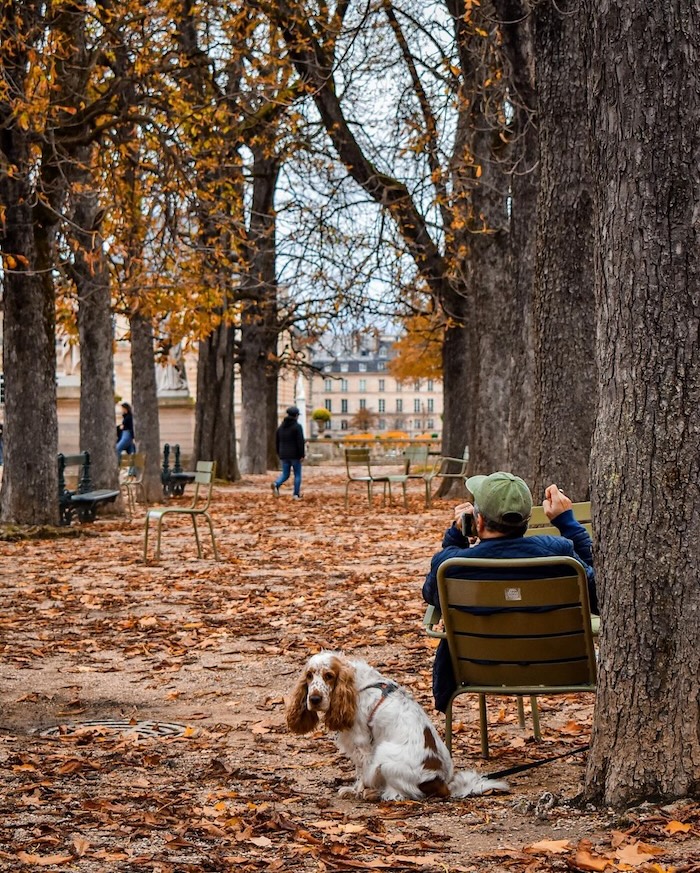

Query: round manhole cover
<box><xmin>38</xmin><ymin>719</ymin><xmax>196</xmax><ymax>739</ymax></box>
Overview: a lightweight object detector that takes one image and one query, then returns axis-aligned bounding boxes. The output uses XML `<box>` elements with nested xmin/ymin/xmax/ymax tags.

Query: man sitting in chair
<box><xmin>422</xmin><ymin>471</ymin><xmax>598</xmax><ymax>714</ymax></box>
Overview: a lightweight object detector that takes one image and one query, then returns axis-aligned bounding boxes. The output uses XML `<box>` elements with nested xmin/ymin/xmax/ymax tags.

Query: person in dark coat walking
<box><xmin>271</xmin><ymin>406</ymin><xmax>305</xmax><ymax>499</ymax></box>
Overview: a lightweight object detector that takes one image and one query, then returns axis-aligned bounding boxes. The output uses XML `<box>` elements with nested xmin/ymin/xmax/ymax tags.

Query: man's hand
<box><xmin>543</xmin><ymin>484</ymin><xmax>572</xmax><ymax>520</ymax></box>
<box><xmin>452</xmin><ymin>501</ymin><xmax>474</xmax><ymax>526</ymax></box>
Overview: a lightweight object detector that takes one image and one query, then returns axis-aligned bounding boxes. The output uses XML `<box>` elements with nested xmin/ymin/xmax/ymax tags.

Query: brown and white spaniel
<box><xmin>286</xmin><ymin>651</ymin><xmax>508</xmax><ymax>801</ymax></box>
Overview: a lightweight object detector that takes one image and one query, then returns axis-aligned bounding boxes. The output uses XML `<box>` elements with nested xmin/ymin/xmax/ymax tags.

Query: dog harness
<box><xmin>361</xmin><ymin>681</ymin><xmax>399</xmax><ymax>731</ymax></box>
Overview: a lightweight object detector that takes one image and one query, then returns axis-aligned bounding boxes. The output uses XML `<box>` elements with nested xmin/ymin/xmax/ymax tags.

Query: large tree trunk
<box><xmin>0</xmin><ymin>201</ymin><xmax>59</xmax><ymax>524</ymax></box>
<box><xmin>496</xmin><ymin>0</ymin><xmax>539</xmax><ymax>483</ymax></box>
<box><xmin>71</xmin><ymin>166</ymin><xmax>119</xmax><ymax>495</ymax></box>
<box><xmin>584</xmin><ymin>0</ymin><xmax>700</xmax><ymax>806</ymax></box>
<box><xmin>193</xmin><ymin>325</ymin><xmax>240</xmax><ymax>481</ymax></box>
<box><xmin>130</xmin><ymin>311</ymin><xmax>163</xmax><ymax>502</ymax></box>
<box><xmin>531</xmin><ymin>0</ymin><xmax>595</xmax><ymax>501</ymax></box>
<box><xmin>0</xmin><ymin>7</ymin><xmax>59</xmax><ymax>524</ymax></box>
<box><xmin>238</xmin><ymin>147</ymin><xmax>280</xmax><ymax>475</ymax></box>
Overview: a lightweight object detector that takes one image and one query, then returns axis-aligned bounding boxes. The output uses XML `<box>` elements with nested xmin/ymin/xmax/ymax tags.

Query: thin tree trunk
<box><xmin>531</xmin><ymin>0</ymin><xmax>595</xmax><ymax>501</ymax></box>
<box><xmin>71</xmin><ymin>163</ymin><xmax>119</xmax><ymax>496</ymax></box>
<box><xmin>584</xmin><ymin>0</ymin><xmax>700</xmax><ymax>806</ymax></box>
<box><xmin>266</xmin><ymin>367</ymin><xmax>279</xmax><ymax>470</ymax></box>
<box><xmin>130</xmin><ymin>311</ymin><xmax>162</xmax><ymax>502</ymax></box>
<box><xmin>239</xmin><ymin>147</ymin><xmax>280</xmax><ymax>475</ymax></box>
<box><xmin>193</xmin><ymin>325</ymin><xmax>240</xmax><ymax>480</ymax></box>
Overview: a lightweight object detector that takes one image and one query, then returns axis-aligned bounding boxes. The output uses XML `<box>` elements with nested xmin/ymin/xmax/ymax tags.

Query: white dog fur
<box><xmin>286</xmin><ymin>651</ymin><xmax>508</xmax><ymax>801</ymax></box>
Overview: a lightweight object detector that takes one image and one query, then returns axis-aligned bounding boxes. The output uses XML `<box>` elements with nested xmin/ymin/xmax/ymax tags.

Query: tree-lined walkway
<box><xmin>1</xmin><ymin>469</ymin><xmax>699</xmax><ymax>871</ymax></box>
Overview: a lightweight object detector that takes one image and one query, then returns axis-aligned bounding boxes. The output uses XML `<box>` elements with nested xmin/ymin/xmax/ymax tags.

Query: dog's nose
<box><xmin>308</xmin><ymin>693</ymin><xmax>323</xmax><ymax>708</ymax></box>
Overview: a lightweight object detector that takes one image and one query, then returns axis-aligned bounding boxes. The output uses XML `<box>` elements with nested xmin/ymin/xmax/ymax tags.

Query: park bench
<box><xmin>161</xmin><ymin>443</ymin><xmax>196</xmax><ymax>497</ymax></box>
<box><xmin>58</xmin><ymin>451</ymin><xmax>120</xmax><ymax>525</ymax></box>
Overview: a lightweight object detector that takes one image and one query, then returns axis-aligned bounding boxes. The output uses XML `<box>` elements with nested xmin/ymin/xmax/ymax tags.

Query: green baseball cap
<box><xmin>466</xmin><ymin>471</ymin><xmax>532</xmax><ymax>525</ymax></box>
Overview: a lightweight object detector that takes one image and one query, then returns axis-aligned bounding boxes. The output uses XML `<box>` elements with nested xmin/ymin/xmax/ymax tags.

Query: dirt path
<box><xmin>1</xmin><ymin>468</ymin><xmax>698</xmax><ymax>872</ymax></box>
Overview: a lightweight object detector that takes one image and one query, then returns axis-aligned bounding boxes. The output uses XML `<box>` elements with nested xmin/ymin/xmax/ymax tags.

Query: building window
<box><xmin>324</xmin><ymin>378</ymin><xmax>333</xmax><ymax>392</ymax></box>
<box><xmin>414</xmin><ymin>380</ymin><xmax>421</xmax><ymax>391</ymax></box>
<box><xmin>377</xmin><ymin>361</ymin><xmax>385</xmax><ymax>371</ymax></box>
<box><xmin>341</xmin><ymin>379</ymin><xmax>348</xmax><ymax>392</ymax></box>
<box><xmin>378</xmin><ymin>419</ymin><xmax>386</xmax><ymax>430</ymax></box>
<box><xmin>427</xmin><ymin>419</ymin><xmax>434</xmax><ymax>429</ymax></box>
<box><xmin>394</xmin><ymin>418</ymin><xmax>403</xmax><ymax>429</ymax></box>
<box><xmin>359</xmin><ymin>363</ymin><xmax>367</xmax><ymax>372</ymax></box>
<box><xmin>341</xmin><ymin>419</ymin><xmax>348</xmax><ymax>430</ymax></box>
<box><xmin>378</xmin><ymin>379</ymin><xmax>385</xmax><ymax>392</ymax></box>
<box><xmin>427</xmin><ymin>398</ymin><xmax>434</xmax><ymax>412</ymax></box>
<box><xmin>427</xmin><ymin>379</ymin><xmax>434</xmax><ymax>391</ymax></box>
<box><xmin>414</xmin><ymin>419</ymin><xmax>421</xmax><ymax>429</ymax></box>
<box><xmin>341</xmin><ymin>363</ymin><xmax>349</xmax><ymax>372</ymax></box>
<box><xmin>396</xmin><ymin>399</ymin><xmax>403</xmax><ymax>413</ymax></box>
<box><xmin>378</xmin><ymin>399</ymin><xmax>385</xmax><ymax>413</ymax></box>
<box><xmin>323</xmin><ymin>364</ymin><xmax>331</xmax><ymax>373</ymax></box>
<box><xmin>414</xmin><ymin>399</ymin><xmax>421</xmax><ymax>413</ymax></box>
<box><xmin>341</xmin><ymin>399</ymin><xmax>348</xmax><ymax>414</ymax></box>
<box><xmin>395</xmin><ymin>381</ymin><xmax>402</xmax><ymax>392</ymax></box>
<box><xmin>359</xmin><ymin>399</ymin><xmax>367</xmax><ymax>410</ymax></box>
<box><xmin>324</xmin><ymin>399</ymin><xmax>332</xmax><ymax>412</ymax></box>
<box><xmin>359</xmin><ymin>379</ymin><xmax>366</xmax><ymax>392</ymax></box>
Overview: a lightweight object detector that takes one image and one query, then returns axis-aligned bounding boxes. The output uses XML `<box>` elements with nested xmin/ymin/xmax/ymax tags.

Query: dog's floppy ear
<box><xmin>324</xmin><ymin>657</ymin><xmax>357</xmax><ymax>732</ymax></box>
<box><xmin>286</xmin><ymin>671</ymin><xmax>320</xmax><ymax>735</ymax></box>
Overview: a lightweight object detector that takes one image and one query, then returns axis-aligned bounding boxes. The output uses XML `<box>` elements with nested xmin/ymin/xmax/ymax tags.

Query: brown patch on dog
<box><xmin>423</xmin><ymin>754</ymin><xmax>443</xmax><ymax>771</ymax></box>
<box><xmin>418</xmin><ymin>776</ymin><xmax>450</xmax><ymax>798</ymax></box>
<box><xmin>423</xmin><ymin>727</ymin><xmax>438</xmax><ymax>751</ymax></box>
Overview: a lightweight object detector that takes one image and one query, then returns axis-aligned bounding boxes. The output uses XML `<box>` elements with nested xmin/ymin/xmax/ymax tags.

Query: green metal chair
<box><xmin>435</xmin><ymin>556</ymin><xmax>597</xmax><ymax>759</ymax></box>
<box><xmin>143</xmin><ymin>461</ymin><xmax>219</xmax><ymax>561</ymax></box>
<box><xmin>119</xmin><ymin>452</ymin><xmax>147</xmax><ymax>519</ymax></box>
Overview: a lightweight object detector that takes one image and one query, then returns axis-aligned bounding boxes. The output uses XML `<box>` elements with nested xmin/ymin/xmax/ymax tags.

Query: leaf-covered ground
<box><xmin>1</xmin><ymin>467</ymin><xmax>698</xmax><ymax>872</ymax></box>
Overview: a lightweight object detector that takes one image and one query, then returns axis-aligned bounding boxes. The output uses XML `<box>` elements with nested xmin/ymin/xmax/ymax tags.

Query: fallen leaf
<box><xmin>16</xmin><ymin>852</ymin><xmax>74</xmax><ymax>866</ymax></box>
<box><xmin>524</xmin><ymin>838</ymin><xmax>571</xmax><ymax>854</ymax></box>
<box><xmin>574</xmin><ymin>849</ymin><xmax>612</xmax><ymax>871</ymax></box>
<box><xmin>664</xmin><ymin>820</ymin><xmax>691</xmax><ymax>835</ymax></box>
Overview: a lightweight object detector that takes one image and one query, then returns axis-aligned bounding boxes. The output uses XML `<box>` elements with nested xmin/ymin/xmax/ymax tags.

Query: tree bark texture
<box><xmin>0</xmin><ymin>2</ymin><xmax>60</xmax><ymax>523</ymax></box>
<box><xmin>584</xmin><ymin>0</ymin><xmax>700</xmax><ymax>806</ymax></box>
<box><xmin>0</xmin><ymin>197</ymin><xmax>59</xmax><ymax>524</ymax></box>
<box><xmin>495</xmin><ymin>0</ymin><xmax>538</xmax><ymax>483</ymax></box>
<box><xmin>130</xmin><ymin>311</ymin><xmax>163</xmax><ymax>503</ymax></box>
<box><xmin>532</xmin><ymin>0</ymin><xmax>595</xmax><ymax>501</ymax></box>
<box><xmin>238</xmin><ymin>147</ymin><xmax>280</xmax><ymax>475</ymax></box>
<box><xmin>72</xmin><ymin>167</ymin><xmax>119</xmax><ymax>495</ymax></box>
<box><xmin>193</xmin><ymin>325</ymin><xmax>240</xmax><ymax>481</ymax></box>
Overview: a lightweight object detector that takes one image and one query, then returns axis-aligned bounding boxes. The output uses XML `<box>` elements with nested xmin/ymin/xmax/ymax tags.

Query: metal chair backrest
<box><xmin>526</xmin><ymin>501</ymin><xmax>593</xmax><ymax>538</ymax></box>
<box><xmin>344</xmin><ymin>447</ymin><xmax>372</xmax><ymax>479</ymax></box>
<box><xmin>403</xmin><ymin>444</ymin><xmax>429</xmax><ymax>472</ymax></box>
<box><xmin>437</xmin><ymin>556</ymin><xmax>597</xmax><ymax>692</ymax></box>
<box><xmin>188</xmin><ymin>461</ymin><xmax>215</xmax><ymax>510</ymax></box>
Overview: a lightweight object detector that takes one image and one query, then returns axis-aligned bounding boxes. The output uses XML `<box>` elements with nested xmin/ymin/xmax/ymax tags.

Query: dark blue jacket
<box><xmin>422</xmin><ymin>509</ymin><xmax>597</xmax><ymax>712</ymax></box>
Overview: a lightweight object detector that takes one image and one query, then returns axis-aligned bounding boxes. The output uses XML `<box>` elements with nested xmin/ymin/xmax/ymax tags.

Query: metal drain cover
<box><xmin>39</xmin><ymin>719</ymin><xmax>195</xmax><ymax>739</ymax></box>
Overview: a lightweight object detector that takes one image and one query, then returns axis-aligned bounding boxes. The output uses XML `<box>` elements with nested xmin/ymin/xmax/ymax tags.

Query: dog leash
<box><xmin>487</xmin><ymin>744</ymin><xmax>590</xmax><ymax>780</ymax></box>
<box><xmin>361</xmin><ymin>681</ymin><xmax>399</xmax><ymax>730</ymax></box>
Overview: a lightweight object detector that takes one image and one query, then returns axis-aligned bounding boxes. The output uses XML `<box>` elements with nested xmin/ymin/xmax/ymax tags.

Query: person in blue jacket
<box><xmin>422</xmin><ymin>471</ymin><xmax>598</xmax><ymax>713</ymax></box>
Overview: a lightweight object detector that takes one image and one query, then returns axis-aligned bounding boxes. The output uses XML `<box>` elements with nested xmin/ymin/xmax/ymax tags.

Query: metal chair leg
<box><xmin>205</xmin><ymin>513</ymin><xmax>219</xmax><ymax>561</ymax></box>
<box><xmin>517</xmin><ymin>696</ymin><xmax>526</xmax><ymax>728</ymax></box>
<box><xmin>192</xmin><ymin>515</ymin><xmax>202</xmax><ymax>558</ymax></box>
<box><xmin>530</xmin><ymin>695</ymin><xmax>541</xmax><ymax>740</ymax></box>
<box><xmin>445</xmin><ymin>698</ymin><xmax>454</xmax><ymax>754</ymax></box>
<box><xmin>479</xmin><ymin>694</ymin><xmax>489</xmax><ymax>759</ymax></box>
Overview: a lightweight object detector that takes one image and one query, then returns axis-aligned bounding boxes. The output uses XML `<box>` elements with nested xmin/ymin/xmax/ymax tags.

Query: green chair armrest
<box><xmin>423</xmin><ymin>604</ymin><xmax>446</xmax><ymax>639</ymax></box>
